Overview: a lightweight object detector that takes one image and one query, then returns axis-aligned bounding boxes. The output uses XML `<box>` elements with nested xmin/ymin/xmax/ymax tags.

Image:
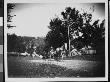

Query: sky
<box><xmin>8</xmin><ymin>3</ymin><xmax>105</xmax><ymax>37</ymax></box>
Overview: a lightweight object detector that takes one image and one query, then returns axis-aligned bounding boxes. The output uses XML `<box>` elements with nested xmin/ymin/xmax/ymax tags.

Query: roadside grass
<box><xmin>7</xmin><ymin>54</ymin><xmax>105</xmax><ymax>78</ymax></box>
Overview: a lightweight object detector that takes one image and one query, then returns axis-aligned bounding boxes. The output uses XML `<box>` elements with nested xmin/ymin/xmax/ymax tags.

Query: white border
<box><xmin>5</xmin><ymin>0</ymin><xmax>107</xmax><ymax>3</ymax></box>
<box><xmin>4</xmin><ymin>0</ymin><xmax>8</xmax><ymax>81</ymax></box>
<box><xmin>4</xmin><ymin>0</ymin><xmax>108</xmax><ymax>82</ymax></box>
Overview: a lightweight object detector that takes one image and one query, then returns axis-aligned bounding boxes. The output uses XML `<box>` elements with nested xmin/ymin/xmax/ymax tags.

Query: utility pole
<box><xmin>67</xmin><ymin>14</ymin><xmax>71</xmax><ymax>57</ymax></box>
<box><xmin>68</xmin><ymin>25</ymin><xmax>71</xmax><ymax>57</ymax></box>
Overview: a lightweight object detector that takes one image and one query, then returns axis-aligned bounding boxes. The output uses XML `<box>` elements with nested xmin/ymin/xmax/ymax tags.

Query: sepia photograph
<box><xmin>4</xmin><ymin>0</ymin><xmax>108</xmax><ymax>82</ymax></box>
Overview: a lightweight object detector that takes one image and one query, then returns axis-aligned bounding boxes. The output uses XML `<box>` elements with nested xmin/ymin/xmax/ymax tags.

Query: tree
<box><xmin>46</xmin><ymin>17</ymin><xmax>65</xmax><ymax>49</ymax></box>
<box><xmin>46</xmin><ymin>7</ymin><xmax>105</xmax><ymax>52</ymax></box>
<box><xmin>7</xmin><ymin>34</ymin><xmax>26</xmax><ymax>52</ymax></box>
<box><xmin>7</xmin><ymin>3</ymin><xmax>16</xmax><ymax>28</ymax></box>
<box><xmin>46</xmin><ymin>7</ymin><xmax>89</xmax><ymax>49</ymax></box>
<box><xmin>91</xmin><ymin>20</ymin><xmax>105</xmax><ymax>55</ymax></box>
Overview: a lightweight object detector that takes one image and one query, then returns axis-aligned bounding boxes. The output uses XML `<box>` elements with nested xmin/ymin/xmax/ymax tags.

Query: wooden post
<box><xmin>68</xmin><ymin>25</ymin><xmax>71</xmax><ymax>57</ymax></box>
<box><xmin>67</xmin><ymin>15</ymin><xmax>71</xmax><ymax>57</ymax></box>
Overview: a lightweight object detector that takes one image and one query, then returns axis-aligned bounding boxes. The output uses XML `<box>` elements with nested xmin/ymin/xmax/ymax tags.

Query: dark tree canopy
<box><xmin>7</xmin><ymin>34</ymin><xmax>26</xmax><ymax>52</ymax></box>
<box><xmin>7</xmin><ymin>33</ymin><xmax>46</xmax><ymax>55</ymax></box>
<box><xmin>46</xmin><ymin>7</ymin><xmax>105</xmax><ymax>51</ymax></box>
<box><xmin>7</xmin><ymin>3</ymin><xmax>16</xmax><ymax>28</ymax></box>
<box><xmin>46</xmin><ymin>18</ymin><xmax>65</xmax><ymax>48</ymax></box>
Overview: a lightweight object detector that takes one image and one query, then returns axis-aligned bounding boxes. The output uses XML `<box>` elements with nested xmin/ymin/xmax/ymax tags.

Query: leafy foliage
<box><xmin>7</xmin><ymin>34</ymin><xmax>26</xmax><ymax>52</ymax></box>
<box><xmin>46</xmin><ymin>7</ymin><xmax>105</xmax><ymax>51</ymax></box>
<box><xmin>7</xmin><ymin>3</ymin><xmax>16</xmax><ymax>28</ymax></box>
<box><xmin>7</xmin><ymin>34</ymin><xmax>46</xmax><ymax>55</ymax></box>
